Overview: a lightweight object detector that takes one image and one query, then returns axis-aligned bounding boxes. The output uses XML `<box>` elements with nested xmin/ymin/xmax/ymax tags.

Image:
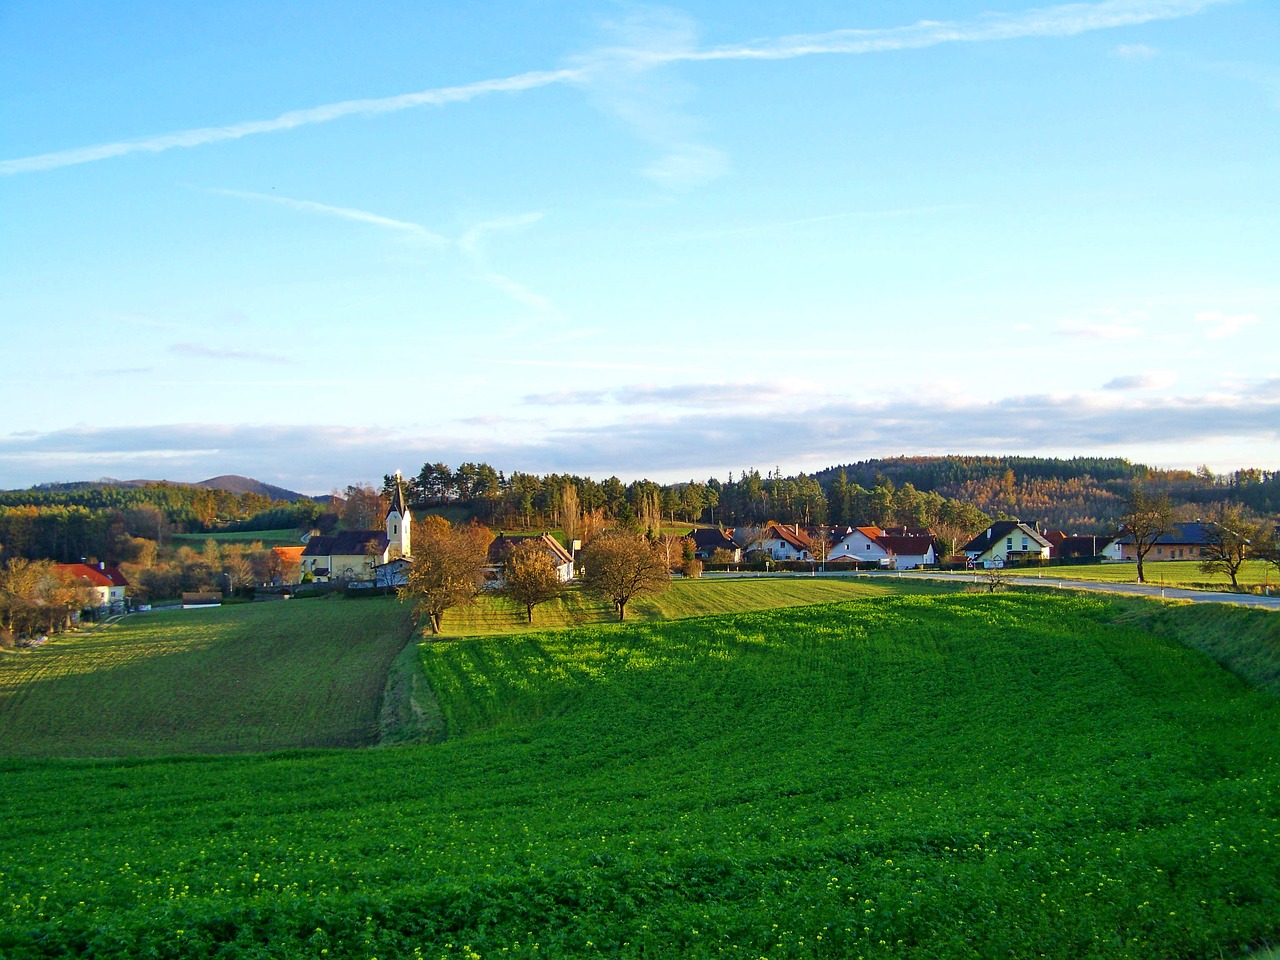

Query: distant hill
<box><xmin>27</xmin><ymin>475</ymin><xmax>308</xmax><ymax>502</ymax></box>
<box><xmin>194</xmin><ymin>475</ymin><xmax>308</xmax><ymax>502</ymax></box>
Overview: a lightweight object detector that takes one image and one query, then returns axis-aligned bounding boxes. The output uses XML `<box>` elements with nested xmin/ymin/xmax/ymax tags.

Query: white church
<box><xmin>300</xmin><ymin>475</ymin><xmax>412</xmax><ymax>583</ymax></box>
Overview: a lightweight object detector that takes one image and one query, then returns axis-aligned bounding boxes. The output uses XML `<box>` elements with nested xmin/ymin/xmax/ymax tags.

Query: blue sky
<box><xmin>2</xmin><ymin>0</ymin><xmax>1277</xmax><ymax>494</ymax></box>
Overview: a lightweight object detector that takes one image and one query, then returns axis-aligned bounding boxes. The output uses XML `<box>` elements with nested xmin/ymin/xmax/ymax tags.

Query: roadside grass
<box><xmin>0</xmin><ymin>597</ymin><xmax>414</xmax><ymax>757</ymax></box>
<box><xmin>0</xmin><ymin>592</ymin><xmax>1277</xmax><ymax>958</ymax></box>
<box><xmin>170</xmin><ymin>528</ymin><xmax>303</xmax><ymax>544</ymax></box>
<box><xmin>1025</xmin><ymin>558</ymin><xmax>1277</xmax><ymax>591</ymax></box>
<box><xmin>436</xmin><ymin>574</ymin><xmax>949</xmax><ymax>636</ymax></box>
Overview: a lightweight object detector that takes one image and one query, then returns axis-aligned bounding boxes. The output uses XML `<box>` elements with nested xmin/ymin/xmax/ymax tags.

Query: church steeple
<box><xmin>386</xmin><ymin>471</ymin><xmax>411</xmax><ymax>559</ymax></box>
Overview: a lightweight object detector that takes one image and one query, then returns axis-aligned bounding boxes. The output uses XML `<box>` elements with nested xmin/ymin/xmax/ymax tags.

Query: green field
<box><xmin>442</xmin><ymin>575</ymin><xmax>933</xmax><ymax>635</ymax></box>
<box><xmin>0</xmin><ymin>598</ymin><xmax>414</xmax><ymax>757</ymax></box>
<box><xmin>170</xmin><ymin>527</ymin><xmax>304</xmax><ymax>544</ymax></box>
<box><xmin>1</xmin><ymin>591</ymin><xmax>1277</xmax><ymax>958</ymax></box>
<box><xmin>1026</xmin><ymin>559</ymin><xmax>1278</xmax><ymax>591</ymax></box>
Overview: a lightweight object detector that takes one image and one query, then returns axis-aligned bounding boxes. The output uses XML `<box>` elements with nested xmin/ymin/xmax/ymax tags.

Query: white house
<box><xmin>487</xmin><ymin>533</ymin><xmax>576</xmax><ymax>583</ymax></box>
<box><xmin>756</xmin><ymin>522</ymin><xmax>814</xmax><ymax>561</ymax></box>
<box><xmin>54</xmin><ymin>562</ymin><xmax>128</xmax><ymax>611</ymax></box>
<box><xmin>962</xmin><ymin>521</ymin><xmax>1052</xmax><ymax>568</ymax></box>
<box><xmin>829</xmin><ymin>527</ymin><xmax>937</xmax><ymax>569</ymax></box>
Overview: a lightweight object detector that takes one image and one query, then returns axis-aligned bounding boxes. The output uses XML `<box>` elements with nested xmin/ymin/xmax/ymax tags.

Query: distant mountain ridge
<box><xmin>29</xmin><ymin>475</ymin><xmax>308</xmax><ymax>502</ymax></box>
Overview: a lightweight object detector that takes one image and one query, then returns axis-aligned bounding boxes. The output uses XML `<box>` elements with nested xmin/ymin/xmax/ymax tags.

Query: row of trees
<box><xmin>1121</xmin><ymin>488</ymin><xmax>1280</xmax><ymax>586</ymax></box>
<box><xmin>399</xmin><ymin>520</ymin><xmax>672</xmax><ymax>634</ymax></box>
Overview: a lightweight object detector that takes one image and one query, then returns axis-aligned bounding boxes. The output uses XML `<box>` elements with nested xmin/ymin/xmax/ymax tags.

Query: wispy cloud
<box><xmin>2</xmin><ymin>0</ymin><xmax>1225</xmax><ymax>177</ymax></box>
<box><xmin>208</xmin><ymin>189</ymin><xmax>449</xmax><ymax>245</ymax></box>
<box><xmin>169</xmin><ymin>343</ymin><xmax>292</xmax><ymax>364</ymax></box>
<box><xmin>1103</xmin><ymin>371</ymin><xmax>1177</xmax><ymax>390</ymax></box>
<box><xmin>1196</xmin><ymin>310</ymin><xmax>1260</xmax><ymax>340</ymax></box>
<box><xmin>1058</xmin><ymin>321</ymin><xmax>1144</xmax><ymax>340</ymax></box>
<box><xmin>1113</xmin><ymin>43</ymin><xmax>1158</xmax><ymax>59</ymax></box>
<box><xmin>1</xmin><ymin>68</ymin><xmax>582</xmax><ymax>176</ymax></box>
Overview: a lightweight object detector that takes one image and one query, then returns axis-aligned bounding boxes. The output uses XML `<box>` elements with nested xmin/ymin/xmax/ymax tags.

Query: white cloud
<box><xmin>1113</xmin><ymin>43</ymin><xmax>1158</xmax><ymax>59</ymax></box>
<box><xmin>4</xmin><ymin>377</ymin><xmax>1277</xmax><ymax>491</ymax></box>
<box><xmin>1058</xmin><ymin>321</ymin><xmax>1144</xmax><ymax>340</ymax></box>
<box><xmin>1195</xmin><ymin>310</ymin><xmax>1259</xmax><ymax>340</ymax></box>
<box><xmin>1103</xmin><ymin>371</ymin><xmax>1177</xmax><ymax>390</ymax></box>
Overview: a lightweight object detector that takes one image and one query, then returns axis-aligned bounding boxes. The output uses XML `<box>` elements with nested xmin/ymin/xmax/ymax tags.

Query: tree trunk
<box><xmin>617</xmin><ymin>600</ymin><xmax>626</xmax><ymax>621</ymax></box>
<box><xmin>526</xmin><ymin>605</ymin><xmax>534</xmax><ymax>623</ymax></box>
<box><xmin>1135</xmin><ymin>555</ymin><xmax>1146</xmax><ymax>584</ymax></box>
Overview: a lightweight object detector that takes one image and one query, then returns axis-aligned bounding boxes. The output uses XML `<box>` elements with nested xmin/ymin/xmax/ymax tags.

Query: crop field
<box><xmin>170</xmin><ymin>528</ymin><xmax>304</xmax><ymax>544</ymax></box>
<box><xmin>1025</xmin><ymin>559</ymin><xmax>1278</xmax><ymax>591</ymax></box>
<box><xmin>1</xmin><ymin>591</ymin><xmax>1277</xmax><ymax>958</ymax></box>
<box><xmin>0</xmin><ymin>598</ymin><xmax>414</xmax><ymax>757</ymax></box>
<box><xmin>440</xmin><ymin>574</ymin><xmax>939</xmax><ymax>635</ymax></box>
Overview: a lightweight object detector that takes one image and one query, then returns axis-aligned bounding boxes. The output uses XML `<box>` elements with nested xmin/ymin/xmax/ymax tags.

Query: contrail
<box><xmin>1</xmin><ymin>0</ymin><xmax>1225</xmax><ymax>176</ymax></box>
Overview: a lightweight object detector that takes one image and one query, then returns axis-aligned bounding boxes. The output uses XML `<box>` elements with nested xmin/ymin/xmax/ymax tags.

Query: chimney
<box><xmin>99</xmin><ymin>561</ymin><xmax>105</xmax><ymax>571</ymax></box>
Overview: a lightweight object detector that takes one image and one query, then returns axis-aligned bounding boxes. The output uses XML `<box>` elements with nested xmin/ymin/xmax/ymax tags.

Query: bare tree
<box><xmin>1120</xmin><ymin>485</ymin><xmax>1173</xmax><ymax>584</ymax></box>
<box><xmin>1199</xmin><ymin>504</ymin><xmax>1258</xmax><ymax>590</ymax></box>
<box><xmin>580</xmin><ymin>531</ymin><xmax>670</xmax><ymax>621</ymax></box>
<box><xmin>560</xmin><ymin>483</ymin><xmax>582</xmax><ymax>548</ymax></box>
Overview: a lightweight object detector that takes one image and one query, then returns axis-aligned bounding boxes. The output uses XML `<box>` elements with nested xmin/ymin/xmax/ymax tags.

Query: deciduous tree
<box><xmin>399</xmin><ymin>521</ymin><xmax>493</xmax><ymax>635</ymax></box>
<box><xmin>1120</xmin><ymin>486</ymin><xmax>1173</xmax><ymax>584</ymax></box>
<box><xmin>501</xmin><ymin>541</ymin><xmax>564</xmax><ymax>623</ymax></box>
<box><xmin>580</xmin><ymin>531</ymin><xmax>670</xmax><ymax>621</ymax></box>
<box><xmin>1199</xmin><ymin>504</ymin><xmax>1259</xmax><ymax>590</ymax></box>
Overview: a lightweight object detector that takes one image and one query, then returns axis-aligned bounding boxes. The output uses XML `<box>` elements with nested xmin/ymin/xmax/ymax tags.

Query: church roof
<box><xmin>387</xmin><ymin>478</ymin><xmax>410</xmax><ymax>518</ymax></box>
<box><xmin>302</xmin><ymin>531</ymin><xmax>390</xmax><ymax>557</ymax></box>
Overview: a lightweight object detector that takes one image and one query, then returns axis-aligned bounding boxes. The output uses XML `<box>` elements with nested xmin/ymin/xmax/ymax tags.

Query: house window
<box><xmin>1022</xmin><ymin>539</ymin><xmax>1029</xmax><ymax>551</ymax></box>
<box><xmin>1157</xmin><ymin>547</ymin><xmax>1163</xmax><ymax>555</ymax></box>
<box><xmin>1006</xmin><ymin>538</ymin><xmax>1013</xmax><ymax>550</ymax></box>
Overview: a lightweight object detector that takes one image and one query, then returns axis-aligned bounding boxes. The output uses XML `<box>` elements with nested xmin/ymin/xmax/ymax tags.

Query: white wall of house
<box><xmin>829</xmin><ymin>530</ymin><xmax>889</xmax><ymax>564</ymax></box>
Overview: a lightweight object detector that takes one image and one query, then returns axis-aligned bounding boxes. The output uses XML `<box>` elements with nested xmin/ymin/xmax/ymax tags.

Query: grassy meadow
<box><xmin>170</xmin><ymin>528</ymin><xmax>305</xmax><ymax>545</ymax></box>
<box><xmin>0</xmin><ymin>598</ymin><xmax>415</xmax><ymax>757</ymax></box>
<box><xmin>1</xmin><ymin>590</ymin><xmax>1278</xmax><ymax>958</ymax></box>
<box><xmin>1024</xmin><ymin>559</ymin><xmax>1278</xmax><ymax>591</ymax></box>
<box><xmin>440</xmin><ymin>575</ymin><xmax>936</xmax><ymax>635</ymax></box>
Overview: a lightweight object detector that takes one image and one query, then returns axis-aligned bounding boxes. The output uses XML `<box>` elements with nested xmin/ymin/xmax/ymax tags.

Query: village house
<box><xmin>54</xmin><ymin>562</ymin><xmax>128</xmax><ymax>612</ymax></box>
<box><xmin>1103</xmin><ymin>521</ymin><xmax>1217</xmax><ymax>562</ymax></box>
<box><xmin>486</xmin><ymin>533</ymin><xmax>576</xmax><ymax>583</ymax></box>
<box><xmin>754</xmin><ymin>522</ymin><xmax>814</xmax><ymax>562</ymax></box>
<box><xmin>829</xmin><ymin>526</ymin><xmax>937</xmax><ymax>569</ymax></box>
<box><xmin>963</xmin><ymin>521</ymin><xmax>1052</xmax><ymax>568</ymax></box>
<box><xmin>686</xmin><ymin>527</ymin><xmax>742</xmax><ymax>563</ymax></box>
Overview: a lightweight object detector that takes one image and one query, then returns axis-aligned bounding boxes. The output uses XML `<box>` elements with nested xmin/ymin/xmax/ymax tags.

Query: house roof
<box><xmin>876</xmin><ymin>534</ymin><xmax>935</xmax><ymax>557</ymax></box>
<box><xmin>301</xmin><ymin>531</ymin><xmax>389</xmax><ymax>557</ymax></box>
<box><xmin>55</xmin><ymin>562</ymin><xmax>129</xmax><ymax>588</ymax></box>
<box><xmin>1110</xmin><ymin>521</ymin><xmax>1217</xmax><ymax>547</ymax></box>
<box><xmin>962</xmin><ymin>521</ymin><xmax>1052</xmax><ymax>554</ymax></box>
<box><xmin>763</xmin><ymin>522</ymin><xmax>813</xmax><ymax>550</ymax></box>
<box><xmin>687</xmin><ymin>528</ymin><xmax>737</xmax><ymax>551</ymax></box>
<box><xmin>488</xmin><ymin>533</ymin><xmax>573</xmax><ymax>566</ymax></box>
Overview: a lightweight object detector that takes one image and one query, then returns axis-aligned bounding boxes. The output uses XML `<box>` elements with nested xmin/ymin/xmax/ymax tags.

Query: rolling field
<box><xmin>1024</xmin><ymin>559</ymin><xmax>1277</xmax><ymax>591</ymax></box>
<box><xmin>1</xmin><ymin>591</ymin><xmax>1278</xmax><ymax>958</ymax></box>
<box><xmin>440</xmin><ymin>575</ymin><xmax>938</xmax><ymax>635</ymax></box>
<box><xmin>0</xmin><ymin>598</ymin><xmax>415</xmax><ymax>756</ymax></box>
<box><xmin>170</xmin><ymin>527</ymin><xmax>304</xmax><ymax>544</ymax></box>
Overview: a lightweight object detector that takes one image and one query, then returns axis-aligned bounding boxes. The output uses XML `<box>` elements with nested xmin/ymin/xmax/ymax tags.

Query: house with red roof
<box><xmin>829</xmin><ymin>526</ymin><xmax>938</xmax><ymax>569</ymax></box>
<box><xmin>54</xmin><ymin>562</ymin><xmax>129</xmax><ymax>611</ymax></box>
<box><xmin>757</xmin><ymin>522</ymin><xmax>814</xmax><ymax>561</ymax></box>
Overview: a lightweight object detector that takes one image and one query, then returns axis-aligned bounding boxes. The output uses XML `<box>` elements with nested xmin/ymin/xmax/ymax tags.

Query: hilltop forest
<box><xmin>2</xmin><ymin>456</ymin><xmax>1278</xmax><ymax>568</ymax></box>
